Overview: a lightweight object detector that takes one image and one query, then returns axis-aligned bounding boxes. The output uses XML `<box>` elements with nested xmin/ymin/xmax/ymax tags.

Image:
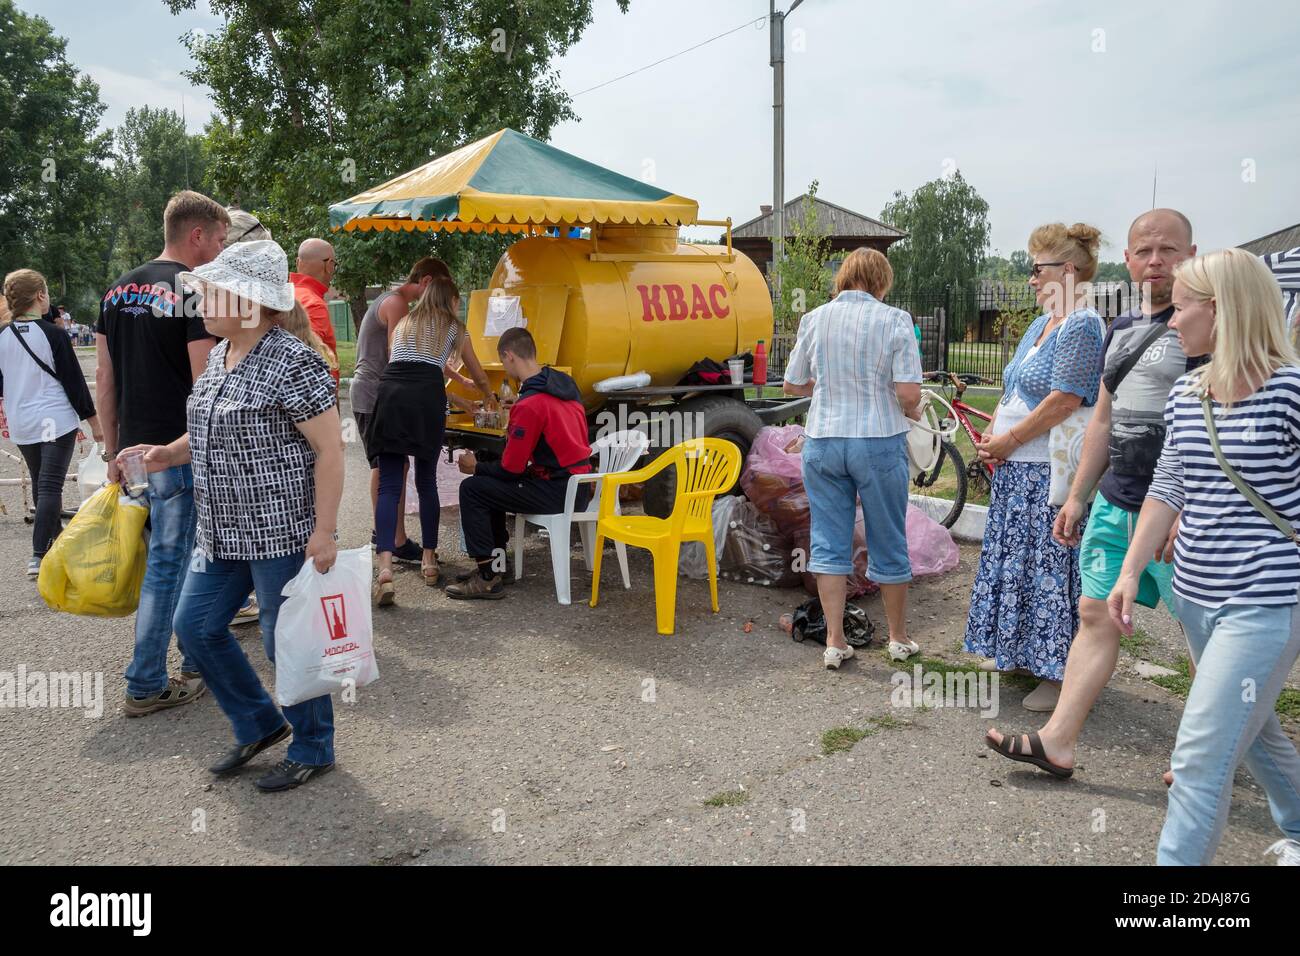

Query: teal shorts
<box><xmin>1079</xmin><ymin>491</ymin><xmax>1176</xmax><ymax>612</ymax></box>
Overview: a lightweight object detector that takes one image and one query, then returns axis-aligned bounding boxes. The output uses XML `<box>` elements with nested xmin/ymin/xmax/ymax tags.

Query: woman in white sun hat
<box><xmin>116</xmin><ymin>239</ymin><xmax>345</xmax><ymax>793</ymax></box>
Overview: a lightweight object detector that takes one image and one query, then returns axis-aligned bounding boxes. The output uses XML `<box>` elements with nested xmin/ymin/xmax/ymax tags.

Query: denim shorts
<box><xmin>802</xmin><ymin>434</ymin><xmax>912</xmax><ymax>583</ymax></box>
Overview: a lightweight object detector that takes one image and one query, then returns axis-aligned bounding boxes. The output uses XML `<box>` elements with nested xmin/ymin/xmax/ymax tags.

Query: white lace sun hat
<box><xmin>179</xmin><ymin>239</ymin><xmax>296</xmax><ymax>313</ymax></box>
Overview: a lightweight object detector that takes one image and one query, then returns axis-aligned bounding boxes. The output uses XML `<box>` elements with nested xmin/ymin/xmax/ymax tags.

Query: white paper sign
<box><xmin>485</xmin><ymin>295</ymin><xmax>526</xmax><ymax>336</ymax></box>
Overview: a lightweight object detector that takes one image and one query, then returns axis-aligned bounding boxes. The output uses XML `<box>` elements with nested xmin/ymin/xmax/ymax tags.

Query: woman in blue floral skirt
<box><xmin>964</xmin><ymin>223</ymin><xmax>1106</xmax><ymax>712</ymax></box>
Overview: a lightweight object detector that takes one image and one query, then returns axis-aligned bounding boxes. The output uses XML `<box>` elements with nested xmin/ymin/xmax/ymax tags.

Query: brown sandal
<box><xmin>984</xmin><ymin>730</ymin><xmax>1073</xmax><ymax>779</ymax></box>
<box><xmin>421</xmin><ymin>558</ymin><xmax>441</xmax><ymax>586</ymax></box>
<box><xmin>373</xmin><ymin>571</ymin><xmax>395</xmax><ymax>607</ymax></box>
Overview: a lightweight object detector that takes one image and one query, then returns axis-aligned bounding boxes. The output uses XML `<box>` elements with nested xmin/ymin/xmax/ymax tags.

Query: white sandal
<box><xmin>888</xmin><ymin>639</ymin><xmax>919</xmax><ymax>662</ymax></box>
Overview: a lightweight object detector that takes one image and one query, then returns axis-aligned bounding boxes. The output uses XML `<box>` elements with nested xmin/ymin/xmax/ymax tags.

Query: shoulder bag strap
<box><xmin>1201</xmin><ymin>393</ymin><xmax>1299</xmax><ymax>545</ymax></box>
<box><xmin>3</xmin><ymin>322</ymin><xmax>60</xmax><ymax>380</ymax></box>
<box><xmin>1110</xmin><ymin>320</ymin><xmax>1169</xmax><ymax>393</ymax></box>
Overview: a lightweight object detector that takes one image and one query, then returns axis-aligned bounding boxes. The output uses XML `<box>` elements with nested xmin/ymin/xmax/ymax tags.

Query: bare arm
<box><xmin>188</xmin><ymin>338</ymin><xmax>215</xmax><ymax>383</ymax></box>
<box><xmin>378</xmin><ymin>294</ymin><xmax>406</xmax><ymax>346</ymax></box>
<box><xmin>783</xmin><ymin>379</ymin><xmax>814</xmax><ymax>397</ymax></box>
<box><xmin>895</xmin><ymin>381</ymin><xmax>922</xmax><ymax>420</ymax></box>
<box><xmin>296</xmin><ymin>407</ymin><xmax>345</xmax><ymax>572</ymax></box>
<box><xmin>1006</xmin><ymin>389</ymin><xmax>1083</xmax><ymax>443</ymax></box>
<box><xmin>456</xmin><ymin>332</ymin><xmax>495</xmax><ymax>403</ymax></box>
<box><xmin>95</xmin><ymin>334</ymin><xmax>117</xmax><ymax>455</ymax></box>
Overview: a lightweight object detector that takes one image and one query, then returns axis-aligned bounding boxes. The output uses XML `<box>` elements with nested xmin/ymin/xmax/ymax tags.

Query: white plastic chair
<box><xmin>514</xmin><ymin>429</ymin><xmax>651</xmax><ymax>605</ymax></box>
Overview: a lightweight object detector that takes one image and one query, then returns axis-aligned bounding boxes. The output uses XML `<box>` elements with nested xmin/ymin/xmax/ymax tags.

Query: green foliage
<box><xmin>0</xmin><ymin>0</ymin><xmax>112</xmax><ymax>314</ymax></box>
<box><xmin>987</xmin><ymin>260</ymin><xmax>1038</xmax><ymax>345</ymax></box>
<box><xmin>771</xmin><ymin>181</ymin><xmax>832</xmax><ymax>336</ymax></box>
<box><xmin>880</xmin><ymin>172</ymin><xmax>991</xmax><ymax>338</ymax></box>
<box><xmin>702</xmin><ymin>789</ymin><xmax>750</xmax><ymax>807</ymax></box>
<box><xmin>1093</xmin><ymin>261</ymin><xmax>1131</xmax><ymax>282</ymax></box>
<box><xmin>104</xmin><ymin>107</ymin><xmax>208</xmax><ymax>281</ymax></box>
<box><xmin>164</xmin><ymin>0</ymin><xmax>627</xmax><ymax>317</ymax></box>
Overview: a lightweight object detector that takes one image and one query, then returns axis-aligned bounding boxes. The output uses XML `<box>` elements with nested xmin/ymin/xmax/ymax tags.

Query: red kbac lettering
<box><xmin>690</xmin><ymin>284</ymin><xmax>713</xmax><ymax>319</ymax></box>
<box><xmin>709</xmin><ymin>284</ymin><xmax>730</xmax><ymax>318</ymax></box>
<box><xmin>664</xmin><ymin>284</ymin><xmax>688</xmax><ymax>321</ymax></box>
<box><xmin>637</xmin><ymin>284</ymin><xmax>666</xmax><ymax>322</ymax></box>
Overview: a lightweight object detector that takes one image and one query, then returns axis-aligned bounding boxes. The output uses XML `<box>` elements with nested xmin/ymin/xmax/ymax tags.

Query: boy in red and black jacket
<box><xmin>447</xmin><ymin>328</ymin><xmax>593</xmax><ymax>599</ymax></box>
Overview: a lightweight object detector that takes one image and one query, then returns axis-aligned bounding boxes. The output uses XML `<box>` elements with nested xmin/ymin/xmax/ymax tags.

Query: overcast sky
<box><xmin>23</xmin><ymin>0</ymin><xmax>1300</xmax><ymax>257</ymax></box>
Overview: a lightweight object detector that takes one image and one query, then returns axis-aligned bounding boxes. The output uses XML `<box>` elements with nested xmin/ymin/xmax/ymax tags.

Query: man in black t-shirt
<box><xmin>97</xmin><ymin>190</ymin><xmax>229</xmax><ymax>717</ymax></box>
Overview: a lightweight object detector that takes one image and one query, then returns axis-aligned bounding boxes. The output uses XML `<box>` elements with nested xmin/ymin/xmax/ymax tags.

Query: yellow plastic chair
<box><xmin>589</xmin><ymin>437</ymin><xmax>742</xmax><ymax>635</ymax></box>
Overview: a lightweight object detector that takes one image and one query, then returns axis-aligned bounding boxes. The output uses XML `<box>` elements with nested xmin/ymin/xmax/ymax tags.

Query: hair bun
<box><xmin>1067</xmin><ymin>223</ymin><xmax>1102</xmax><ymax>252</ymax></box>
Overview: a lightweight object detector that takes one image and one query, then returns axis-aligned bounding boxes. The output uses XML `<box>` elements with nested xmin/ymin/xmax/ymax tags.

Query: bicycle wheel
<box><xmin>919</xmin><ymin>440</ymin><xmax>967</xmax><ymax>529</ymax></box>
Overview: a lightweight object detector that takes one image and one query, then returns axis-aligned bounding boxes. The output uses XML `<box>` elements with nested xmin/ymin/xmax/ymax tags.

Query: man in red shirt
<box><xmin>289</xmin><ymin>238</ymin><xmax>339</xmax><ymax>384</ymax></box>
<box><xmin>447</xmin><ymin>328</ymin><xmax>593</xmax><ymax>600</ymax></box>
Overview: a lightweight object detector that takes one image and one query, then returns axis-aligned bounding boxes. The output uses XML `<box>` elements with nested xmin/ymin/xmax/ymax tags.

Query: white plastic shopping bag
<box><xmin>76</xmin><ymin>442</ymin><xmax>109</xmax><ymax>505</ymax></box>
<box><xmin>274</xmin><ymin>545</ymin><xmax>378</xmax><ymax>706</ymax></box>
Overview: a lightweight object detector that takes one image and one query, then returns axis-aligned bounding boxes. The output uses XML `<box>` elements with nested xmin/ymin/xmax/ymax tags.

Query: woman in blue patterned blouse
<box><xmin>963</xmin><ymin>224</ymin><xmax>1106</xmax><ymax>712</ymax></box>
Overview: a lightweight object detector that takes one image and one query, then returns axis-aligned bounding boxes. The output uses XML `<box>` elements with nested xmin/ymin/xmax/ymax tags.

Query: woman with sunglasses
<box><xmin>963</xmin><ymin>223</ymin><xmax>1106</xmax><ymax>712</ymax></box>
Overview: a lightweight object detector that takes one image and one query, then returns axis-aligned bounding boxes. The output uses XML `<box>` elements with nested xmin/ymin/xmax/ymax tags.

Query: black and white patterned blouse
<box><xmin>188</xmin><ymin>326</ymin><xmax>337</xmax><ymax>560</ymax></box>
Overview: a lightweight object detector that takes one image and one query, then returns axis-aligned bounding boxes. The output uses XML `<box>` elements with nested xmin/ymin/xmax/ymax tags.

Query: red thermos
<box><xmin>753</xmin><ymin>340</ymin><xmax>767</xmax><ymax>395</ymax></box>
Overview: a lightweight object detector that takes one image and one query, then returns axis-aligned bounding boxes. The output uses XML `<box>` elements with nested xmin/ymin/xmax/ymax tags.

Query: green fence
<box><xmin>329</xmin><ymin>300</ymin><xmax>354</xmax><ymax>343</ymax></box>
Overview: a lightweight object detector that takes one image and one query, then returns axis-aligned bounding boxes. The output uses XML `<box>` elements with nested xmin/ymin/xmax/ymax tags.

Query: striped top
<box><xmin>1262</xmin><ymin>246</ymin><xmax>1299</xmax><ymax>328</ymax></box>
<box><xmin>783</xmin><ymin>290</ymin><xmax>922</xmax><ymax>439</ymax></box>
<box><xmin>1146</xmin><ymin>367</ymin><xmax>1300</xmax><ymax>607</ymax></box>
<box><xmin>389</xmin><ymin>322</ymin><xmax>459</xmax><ymax>368</ymax></box>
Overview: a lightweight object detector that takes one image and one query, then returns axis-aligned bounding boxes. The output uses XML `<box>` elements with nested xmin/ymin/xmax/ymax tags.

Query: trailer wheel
<box><xmin>641</xmin><ymin>395</ymin><xmax>762</xmax><ymax>519</ymax></box>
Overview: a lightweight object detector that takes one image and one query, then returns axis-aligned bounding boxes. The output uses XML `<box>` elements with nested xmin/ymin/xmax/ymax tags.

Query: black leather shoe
<box><xmin>392</xmin><ymin>540</ymin><xmax>423</xmax><ymax>564</ymax></box>
<box><xmin>208</xmin><ymin>724</ymin><xmax>291</xmax><ymax>775</ymax></box>
<box><xmin>256</xmin><ymin>758</ymin><xmax>335</xmax><ymax>792</ymax></box>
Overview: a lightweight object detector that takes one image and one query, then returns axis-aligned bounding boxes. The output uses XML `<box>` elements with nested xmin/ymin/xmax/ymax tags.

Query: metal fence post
<box><xmin>941</xmin><ymin>284</ymin><xmax>951</xmax><ymax>371</ymax></box>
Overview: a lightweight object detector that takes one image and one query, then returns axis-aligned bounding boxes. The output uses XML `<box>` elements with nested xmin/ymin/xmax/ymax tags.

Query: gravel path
<box><xmin>1</xmin><ymin>364</ymin><xmax>1295</xmax><ymax>865</ymax></box>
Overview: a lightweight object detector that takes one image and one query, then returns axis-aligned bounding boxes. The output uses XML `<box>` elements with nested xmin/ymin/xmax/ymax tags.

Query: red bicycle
<box><xmin>911</xmin><ymin>371</ymin><xmax>997</xmax><ymax>528</ymax></box>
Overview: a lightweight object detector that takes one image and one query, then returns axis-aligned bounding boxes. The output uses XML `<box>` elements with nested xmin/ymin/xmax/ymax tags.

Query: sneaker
<box><xmin>446</xmin><ymin>573</ymin><xmax>506</xmax><ymax>600</ymax></box>
<box><xmin>26</xmin><ymin>556</ymin><xmax>41</xmax><ymax>579</ymax></box>
<box><xmin>824</xmin><ymin>644</ymin><xmax>855</xmax><ymax>670</ymax></box>
<box><xmin>392</xmin><ymin>540</ymin><xmax>423</xmax><ymax>564</ymax></box>
<box><xmin>231</xmin><ymin>596</ymin><xmax>259</xmax><ymax>626</ymax></box>
<box><xmin>889</xmin><ymin>639</ymin><xmax>920</xmax><ymax>662</ymax></box>
<box><xmin>123</xmin><ymin>672</ymin><xmax>206</xmax><ymax>717</ymax></box>
<box><xmin>453</xmin><ymin>567</ymin><xmax>515</xmax><ymax>586</ymax></box>
<box><xmin>209</xmin><ymin>723</ymin><xmax>292</xmax><ymax>775</ymax></box>
<box><xmin>1265</xmin><ymin>838</ymin><xmax>1300</xmax><ymax>866</ymax></box>
<box><xmin>255</xmin><ymin>758</ymin><xmax>335</xmax><ymax>792</ymax></box>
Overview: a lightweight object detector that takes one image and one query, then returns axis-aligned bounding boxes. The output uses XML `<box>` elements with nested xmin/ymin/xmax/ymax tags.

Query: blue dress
<box><xmin>963</xmin><ymin>310</ymin><xmax>1104</xmax><ymax>680</ymax></box>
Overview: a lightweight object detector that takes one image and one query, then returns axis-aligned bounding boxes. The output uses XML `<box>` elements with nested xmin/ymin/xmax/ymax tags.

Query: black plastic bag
<box><xmin>785</xmin><ymin>599</ymin><xmax>875</xmax><ymax>647</ymax></box>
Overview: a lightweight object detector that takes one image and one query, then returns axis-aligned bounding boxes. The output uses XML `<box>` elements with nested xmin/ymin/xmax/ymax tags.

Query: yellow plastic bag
<box><xmin>38</xmin><ymin>483</ymin><xmax>149</xmax><ymax>617</ymax></box>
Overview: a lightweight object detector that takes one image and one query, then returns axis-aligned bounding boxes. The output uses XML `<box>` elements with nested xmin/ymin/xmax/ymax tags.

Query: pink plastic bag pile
<box><xmin>740</xmin><ymin>425</ymin><xmax>959</xmax><ymax>598</ymax></box>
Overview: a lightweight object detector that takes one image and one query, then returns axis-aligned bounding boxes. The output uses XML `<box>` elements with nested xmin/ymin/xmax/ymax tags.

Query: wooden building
<box><xmin>730</xmin><ymin>194</ymin><xmax>907</xmax><ymax>278</ymax></box>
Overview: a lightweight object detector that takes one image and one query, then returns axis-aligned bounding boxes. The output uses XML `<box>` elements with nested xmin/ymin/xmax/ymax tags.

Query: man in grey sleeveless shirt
<box><xmin>351</xmin><ymin>257</ymin><xmax>453</xmax><ymax>561</ymax></box>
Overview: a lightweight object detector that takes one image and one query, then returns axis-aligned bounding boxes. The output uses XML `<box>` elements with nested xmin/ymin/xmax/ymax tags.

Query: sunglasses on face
<box><xmin>1030</xmin><ymin>261</ymin><xmax>1068</xmax><ymax>277</ymax></box>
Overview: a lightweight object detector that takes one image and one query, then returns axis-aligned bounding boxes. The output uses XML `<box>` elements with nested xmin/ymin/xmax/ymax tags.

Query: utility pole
<box><xmin>770</xmin><ymin>0</ymin><xmax>803</xmax><ymax>292</ymax></box>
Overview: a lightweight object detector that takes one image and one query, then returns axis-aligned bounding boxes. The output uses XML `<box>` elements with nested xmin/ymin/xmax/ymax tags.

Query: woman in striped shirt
<box><xmin>1110</xmin><ymin>248</ymin><xmax>1300</xmax><ymax>866</ymax></box>
<box><xmin>366</xmin><ymin>274</ymin><xmax>494</xmax><ymax>604</ymax></box>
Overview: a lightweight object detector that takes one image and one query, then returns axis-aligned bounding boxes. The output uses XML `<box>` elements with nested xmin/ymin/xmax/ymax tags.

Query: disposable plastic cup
<box><xmin>728</xmin><ymin>359</ymin><xmax>745</xmax><ymax>385</ymax></box>
<box><xmin>121</xmin><ymin>450</ymin><xmax>148</xmax><ymax>496</ymax></box>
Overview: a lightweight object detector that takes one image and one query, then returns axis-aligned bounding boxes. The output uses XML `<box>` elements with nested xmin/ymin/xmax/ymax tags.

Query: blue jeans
<box><xmin>173</xmin><ymin>550</ymin><xmax>334</xmax><ymax>766</ymax></box>
<box><xmin>802</xmin><ymin>434</ymin><xmax>912</xmax><ymax>583</ymax></box>
<box><xmin>124</xmin><ymin>466</ymin><xmax>198</xmax><ymax>697</ymax></box>
<box><xmin>1159</xmin><ymin>592</ymin><xmax>1300</xmax><ymax>864</ymax></box>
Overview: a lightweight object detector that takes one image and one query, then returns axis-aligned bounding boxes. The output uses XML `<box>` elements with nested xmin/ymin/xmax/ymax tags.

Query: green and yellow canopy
<box><xmin>329</xmin><ymin>128</ymin><xmax>699</xmax><ymax>234</ymax></box>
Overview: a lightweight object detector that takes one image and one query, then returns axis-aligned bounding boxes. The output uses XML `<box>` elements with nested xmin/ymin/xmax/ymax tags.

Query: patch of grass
<box><xmin>1276</xmin><ymin>689</ymin><xmax>1300</xmax><ymax>721</ymax></box>
<box><xmin>1149</xmin><ymin>656</ymin><xmax>1193</xmax><ymax>699</ymax></box>
<box><xmin>1119</xmin><ymin>626</ymin><xmax>1153</xmax><ymax>658</ymax></box>
<box><xmin>820</xmin><ymin>715</ymin><xmax>907</xmax><ymax>755</ymax></box>
<box><xmin>336</xmin><ymin>340</ymin><xmax>357</xmax><ymax>379</ymax></box>
<box><xmin>703</xmin><ymin>788</ymin><xmax>750</xmax><ymax>808</ymax></box>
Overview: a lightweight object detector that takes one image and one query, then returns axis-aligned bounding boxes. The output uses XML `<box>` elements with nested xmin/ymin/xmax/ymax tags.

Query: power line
<box><xmin>572</xmin><ymin>16</ymin><xmax>766</xmax><ymax>97</ymax></box>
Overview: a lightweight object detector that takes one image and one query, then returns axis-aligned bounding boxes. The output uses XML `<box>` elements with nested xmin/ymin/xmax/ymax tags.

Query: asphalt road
<box><xmin>0</xmin><ymin>362</ymin><xmax>1295</xmax><ymax>865</ymax></box>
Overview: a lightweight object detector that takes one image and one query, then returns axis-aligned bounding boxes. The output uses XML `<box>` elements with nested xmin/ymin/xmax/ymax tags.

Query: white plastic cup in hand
<box><xmin>120</xmin><ymin>450</ymin><xmax>149</xmax><ymax>497</ymax></box>
<box><xmin>728</xmin><ymin>359</ymin><xmax>745</xmax><ymax>385</ymax></box>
